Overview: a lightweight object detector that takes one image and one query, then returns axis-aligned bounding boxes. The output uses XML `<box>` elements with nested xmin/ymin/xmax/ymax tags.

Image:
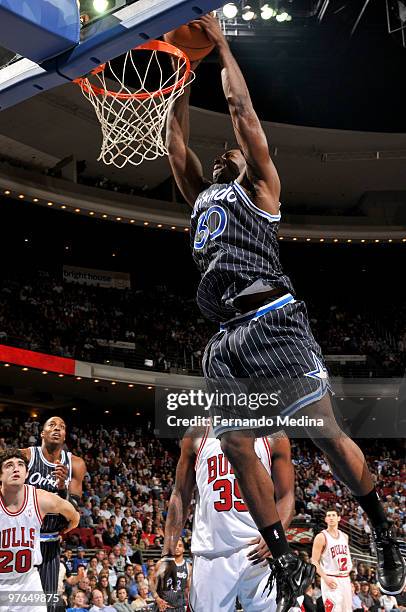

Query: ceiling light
<box><xmin>104</xmin><ymin>409</ymin><xmax>110</xmax><ymax>414</ymax></box>
<box><xmin>375</xmin><ymin>239</ymin><xmax>380</xmax><ymax>243</ymax></box>
<box><xmin>42</xmin><ymin>371</ymin><xmax>48</xmax><ymax>375</ymax></box>
<box><xmin>223</xmin><ymin>3</ymin><xmax>238</xmax><ymax>18</ymax></box>
<box><xmin>292</xmin><ymin>237</ymin><xmax>297</xmax><ymax>241</ymax></box>
<box><xmin>18</xmin><ymin>194</ymin><xmax>24</xmax><ymax>199</ymax></box>
<box><xmin>4</xmin><ymin>190</ymin><xmax>11</xmax><ymax>195</ymax></box>
<box><xmin>94</xmin><ymin>379</ymin><xmax>100</xmax><ymax>383</ymax></box>
<box><xmin>89</xmin><ymin>211</ymin><xmax>95</xmax><ymax>216</ymax></box>
<box><xmin>361</xmin><ymin>239</ymin><xmax>366</xmax><ymax>243</ymax></box>
<box><xmin>47</xmin><ymin>201</ymin><xmax>53</xmax><ymax>206</ymax></box>
<box><xmin>333</xmin><ymin>239</ymin><xmax>338</xmax><ymax>243</ymax></box>
<box><xmin>33</xmin><ymin>198</ymin><xmax>39</xmax><ymax>202</ymax></box>
<box><xmin>93</xmin><ymin>0</ymin><xmax>109</xmax><ymax>13</ymax></box>
<box><xmin>171</xmin><ymin>226</ymin><xmax>176</xmax><ymax>230</ymax></box>
<box><xmin>4</xmin><ymin>363</ymin><xmax>10</xmax><ymax>367</ymax></box>
<box><xmin>22</xmin><ymin>367</ymin><xmax>28</xmax><ymax>371</ymax></box>
<box><xmin>276</xmin><ymin>11</ymin><xmax>289</xmax><ymax>22</ymax></box>
<box><xmin>72</xmin><ymin>407</ymin><xmax>77</xmax><ymax>411</ymax></box>
<box><xmin>76</xmin><ymin>376</ymin><xmax>82</xmax><ymax>380</ymax></box>
<box><xmin>130</xmin><ymin>219</ymin><xmax>135</xmax><ymax>223</ymax></box>
<box><xmin>157</xmin><ymin>224</ymin><xmax>162</xmax><ymax>228</ymax></box>
<box><xmin>116</xmin><ymin>217</ymin><xmax>121</xmax><ymax>221</ymax></box>
<box><xmin>128</xmin><ymin>384</ymin><xmax>134</xmax><ymax>388</ymax></box>
<box><xmin>58</xmin><ymin>373</ymin><xmax>64</xmax><ymax>378</ymax></box>
<box><xmin>261</xmin><ymin>3</ymin><xmax>276</xmax><ymax>19</ymax></box>
<box><xmin>75</xmin><ymin>208</ymin><xmax>80</xmax><ymax>213</ymax></box>
<box><xmin>320</xmin><ymin>238</ymin><xmax>325</xmax><ymax>242</ymax></box>
<box><xmin>144</xmin><ymin>222</ymin><xmax>149</xmax><ymax>226</ymax></box>
<box><xmin>242</xmin><ymin>5</ymin><xmax>256</xmax><ymax>20</ymax></box>
<box><xmin>102</xmin><ymin>214</ymin><xmax>108</xmax><ymax>218</ymax></box>
<box><xmin>61</xmin><ymin>205</ymin><xmax>66</xmax><ymax>209</ymax></box>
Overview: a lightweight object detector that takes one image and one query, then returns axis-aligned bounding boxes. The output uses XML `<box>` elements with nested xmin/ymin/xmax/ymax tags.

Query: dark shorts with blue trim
<box><xmin>202</xmin><ymin>294</ymin><xmax>332</xmax><ymax>438</ymax></box>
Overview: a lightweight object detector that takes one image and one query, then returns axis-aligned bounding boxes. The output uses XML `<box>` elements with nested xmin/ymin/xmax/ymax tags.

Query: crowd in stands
<box><xmin>1</xmin><ymin>271</ymin><xmax>405</xmax><ymax>376</ymax></box>
<box><xmin>1</xmin><ymin>415</ymin><xmax>405</xmax><ymax>611</ymax></box>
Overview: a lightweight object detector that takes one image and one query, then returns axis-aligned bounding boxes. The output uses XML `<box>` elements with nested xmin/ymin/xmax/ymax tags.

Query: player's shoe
<box><xmin>372</xmin><ymin>523</ymin><xmax>406</xmax><ymax>595</ymax></box>
<box><xmin>265</xmin><ymin>552</ymin><xmax>316</xmax><ymax>612</ymax></box>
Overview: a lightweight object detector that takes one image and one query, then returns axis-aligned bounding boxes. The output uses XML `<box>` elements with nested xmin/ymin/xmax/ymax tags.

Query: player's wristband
<box><xmin>57</xmin><ymin>488</ymin><xmax>68</xmax><ymax>499</ymax></box>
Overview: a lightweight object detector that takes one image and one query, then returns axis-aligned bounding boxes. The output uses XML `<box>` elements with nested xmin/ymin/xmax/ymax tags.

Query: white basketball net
<box><xmin>75</xmin><ymin>43</ymin><xmax>194</xmax><ymax>168</ymax></box>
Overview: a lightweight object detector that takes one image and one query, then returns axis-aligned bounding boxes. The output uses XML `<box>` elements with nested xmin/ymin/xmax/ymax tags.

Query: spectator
<box><xmin>369</xmin><ymin>584</ymin><xmax>382</xmax><ymax>611</ymax></box>
<box><xmin>73</xmin><ymin>547</ymin><xmax>89</xmax><ymax>572</ymax></box>
<box><xmin>351</xmin><ymin>583</ymin><xmax>363</xmax><ymax>611</ymax></box>
<box><xmin>97</xmin><ymin>573</ymin><xmax>116</xmax><ymax>605</ymax></box>
<box><xmin>359</xmin><ymin>581</ymin><xmax>374</xmax><ymax>609</ymax></box>
<box><xmin>89</xmin><ymin>589</ymin><xmax>116</xmax><ymax>612</ymax></box>
<box><xmin>67</xmin><ymin>590</ymin><xmax>88</xmax><ymax>612</ymax></box>
<box><xmin>130</xmin><ymin>585</ymin><xmax>154</xmax><ymax>610</ymax></box>
<box><xmin>380</xmin><ymin>593</ymin><xmax>398</xmax><ymax>610</ymax></box>
<box><xmin>113</xmin><ymin>587</ymin><xmax>133</xmax><ymax>612</ymax></box>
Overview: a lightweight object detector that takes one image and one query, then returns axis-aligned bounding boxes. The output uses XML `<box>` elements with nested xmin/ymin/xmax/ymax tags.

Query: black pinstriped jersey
<box><xmin>159</xmin><ymin>559</ymin><xmax>189</xmax><ymax>610</ymax></box>
<box><xmin>27</xmin><ymin>446</ymin><xmax>72</xmax><ymax>535</ymax></box>
<box><xmin>191</xmin><ymin>180</ymin><xmax>294</xmax><ymax>323</ymax></box>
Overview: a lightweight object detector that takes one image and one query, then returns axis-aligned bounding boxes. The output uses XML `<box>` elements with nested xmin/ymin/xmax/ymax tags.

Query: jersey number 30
<box><xmin>194</xmin><ymin>206</ymin><xmax>228</xmax><ymax>250</ymax></box>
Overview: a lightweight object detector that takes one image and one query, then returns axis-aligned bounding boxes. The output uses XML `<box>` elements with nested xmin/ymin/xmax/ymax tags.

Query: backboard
<box><xmin>0</xmin><ymin>0</ymin><xmax>222</xmax><ymax>111</ymax></box>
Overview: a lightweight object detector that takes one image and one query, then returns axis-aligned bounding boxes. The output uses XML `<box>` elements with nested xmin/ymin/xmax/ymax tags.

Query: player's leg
<box><xmin>0</xmin><ymin>570</ymin><xmax>47</xmax><ymax>612</ymax></box>
<box><xmin>302</xmin><ymin>393</ymin><xmax>406</xmax><ymax>595</ymax></box>
<box><xmin>38</xmin><ymin>542</ymin><xmax>62</xmax><ymax>612</ymax></box>
<box><xmin>188</xmin><ymin>554</ymin><xmax>239</xmax><ymax>612</ymax></box>
<box><xmin>237</xmin><ymin>548</ymin><xmax>276</xmax><ymax>612</ymax></box>
<box><xmin>205</xmin><ymin>327</ymin><xmax>315</xmax><ymax>612</ymax></box>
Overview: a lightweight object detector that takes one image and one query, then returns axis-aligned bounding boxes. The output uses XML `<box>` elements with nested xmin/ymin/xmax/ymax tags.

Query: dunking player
<box><xmin>311</xmin><ymin>509</ymin><xmax>353</xmax><ymax>612</ymax></box>
<box><xmin>157</xmin><ymin>426</ymin><xmax>294</xmax><ymax>611</ymax></box>
<box><xmin>20</xmin><ymin>417</ymin><xmax>86</xmax><ymax>611</ymax></box>
<box><xmin>165</xmin><ymin>13</ymin><xmax>405</xmax><ymax>611</ymax></box>
<box><xmin>154</xmin><ymin>538</ymin><xmax>191</xmax><ymax>612</ymax></box>
<box><xmin>0</xmin><ymin>448</ymin><xmax>79</xmax><ymax>612</ymax></box>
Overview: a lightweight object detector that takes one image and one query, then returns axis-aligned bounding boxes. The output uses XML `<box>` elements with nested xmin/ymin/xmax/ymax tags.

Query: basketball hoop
<box><xmin>74</xmin><ymin>40</ymin><xmax>193</xmax><ymax>168</ymax></box>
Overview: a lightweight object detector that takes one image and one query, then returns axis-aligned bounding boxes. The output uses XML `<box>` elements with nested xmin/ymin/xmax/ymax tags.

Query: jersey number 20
<box><xmin>194</xmin><ymin>206</ymin><xmax>228</xmax><ymax>250</ymax></box>
<box><xmin>0</xmin><ymin>549</ymin><xmax>31</xmax><ymax>573</ymax></box>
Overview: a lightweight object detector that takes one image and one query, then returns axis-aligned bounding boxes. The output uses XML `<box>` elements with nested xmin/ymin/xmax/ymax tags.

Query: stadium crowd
<box><xmin>1</xmin><ymin>272</ymin><xmax>405</xmax><ymax>376</ymax></box>
<box><xmin>0</xmin><ymin>415</ymin><xmax>404</xmax><ymax>611</ymax></box>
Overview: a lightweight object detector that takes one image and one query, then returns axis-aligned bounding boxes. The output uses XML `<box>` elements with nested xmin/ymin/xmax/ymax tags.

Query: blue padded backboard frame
<box><xmin>0</xmin><ymin>0</ymin><xmax>221</xmax><ymax>111</ymax></box>
<box><xmin>0</xmin><ymin>0</ymin><xmax>80</xmax><ymax>63</ymax></box>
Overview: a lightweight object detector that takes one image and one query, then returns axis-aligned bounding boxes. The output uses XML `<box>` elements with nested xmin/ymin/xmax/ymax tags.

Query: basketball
<box><xmin>164</xmin><ymin>21</ymin><xmax>215</xmax><ymax>62</ymax></box>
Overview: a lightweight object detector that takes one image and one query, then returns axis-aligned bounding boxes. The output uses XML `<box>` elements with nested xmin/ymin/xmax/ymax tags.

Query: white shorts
<box><xmin>321</xmin><ymin>576</ymin><xmax>352</xmax><ymax>612</ymax></box>
<box><xmin>189</xmin><ymin>547</ymin><xmax>276</xmax><ymax>612</ymax></box>
<box><xmin>0</xmin><ymin>568</ymin><xmax>47</xmax><ymax>612</ymax></box>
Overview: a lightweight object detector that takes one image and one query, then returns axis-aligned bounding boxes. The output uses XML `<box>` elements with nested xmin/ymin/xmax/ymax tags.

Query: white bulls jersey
<box><xmin>191</xmin><ymin>428</ymin><xmax>272</xmax><ymax>557</ymax></box>
<box><xmin>320</xmin><ymin>529</ymin><xmax>352</xmax><ymax>577</ymax></box>
<box><xmin>0</xmin><ymin>484</ymin><xmax>43</xmax><ymax>579</ymax></box>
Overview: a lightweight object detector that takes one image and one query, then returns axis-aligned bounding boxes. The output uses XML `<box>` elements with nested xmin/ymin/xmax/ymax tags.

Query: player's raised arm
<box><xmin>36</xmin><ymin>488</ymin><xmax>80</xmax><ymax>533</ymax></box>
<box><xmin>196</xmin><ymin>14</ymin><xmax>280</xmax><ymax>215</ymax></box>
<box><xmin>166</xmin><ymin>63</ymin><xmax>210</xmax><ymax>207</ymax></box>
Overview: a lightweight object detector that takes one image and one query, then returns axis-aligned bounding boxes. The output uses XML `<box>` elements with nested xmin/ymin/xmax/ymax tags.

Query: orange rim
<box><xmin>73</xmin><ymin>39</ymin><xmax>191</xmax><ymax>100</ymax></box>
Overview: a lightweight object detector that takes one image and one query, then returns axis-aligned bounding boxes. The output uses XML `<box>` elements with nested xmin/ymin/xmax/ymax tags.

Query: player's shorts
<box><xmin>321</xmin><ymin>575</ymin><xmax>352</xmax><ymax>612</ymax></box>
<box><xmin>202</xmin><ymin>293</ymin><xmax>332</xmax><ymax>438</ymax></box>
<box><xmin>0</xmin><ymin>567</ymin><xmax>47</xmax><ymax>612</ymax></box>
<box><xmin>188</xmin><ymin>547</ymin><xmax>276</xmax><ymax>612</ymax></box>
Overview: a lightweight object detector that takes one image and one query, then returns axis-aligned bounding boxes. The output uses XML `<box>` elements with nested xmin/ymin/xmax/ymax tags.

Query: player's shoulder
<box><xmin>71</xmin><ymin>454</ymin><xmax>87</xmax><ymax>472</ymax></box>
<box><xmin>182</xmin><ymin>425</ymin><xmax>210</xmax><ymax>455</ymax></box>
